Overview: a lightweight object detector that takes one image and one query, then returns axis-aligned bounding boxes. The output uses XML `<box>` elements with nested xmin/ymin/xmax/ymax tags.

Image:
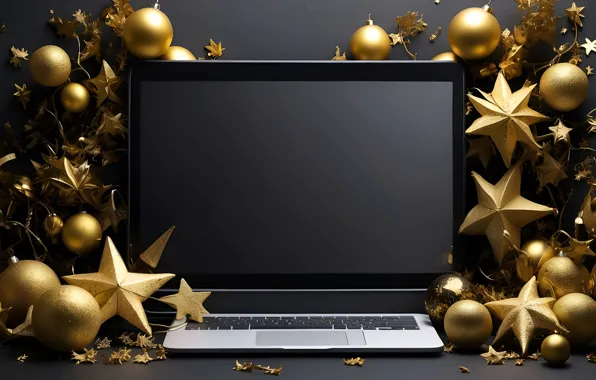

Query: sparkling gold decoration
<box><xmin>332</xmin><ymin>46</ymin><xmax>347</xmax><ymax>61</ymax></box>
<box><xmin>88</xmin><ymin>60</ymin><xmax>121</xmax><ymax>107</ymax></box>
<box><xmin>60</xmin><ymin>83</ymin><xmax>91</xmax><ymax>113</ymax></box>
<box><xmin>392</xmin><ymin>11</ymin><xmax>428</xmax><ymax>59</ymax></box>
<box><xmin>205</xmin><ymin>39</ymin><xmax>225</xmax><ymax>58</ymax></box>
<box><xmin>156</xmin><ymin>345</ymin><xmax>167</xmax><ymax>360</ymax></box>
<box><xmin>63</xmin><ymin>237</ymin><xmax>175</xmax><ymax>335</ymax></box>
<box><xmin>587</xmin><ymin>66</ymin><xmax>594</xmax><ymax>76</ymax></box>
<box><xmin>466</xmin><ymin>72</ymin><xmax>549</xmax><ymax>167</ymax></box>
<box><xmin>234</xmin><ymin>360</ymin><xmax>254</xmax><ymax>371</ymax></box>
<box><xmin>459</xmin><ymin>165</ymin><xmax>554</xmax><ymax>264</ymax></box>
<box><xmin>17</xmin><ymin>354</ymin><xmax>28</xmax><ymax>363</ymax></box>
<box><xmin>9</xmin><ymin>46</ymin><xmax>29</xmax><ymax>67</ymax></box>
<box><xmin>444</xmin><ymin>300</ymin><xmax>492</xmax><ymax>348</ymax></box>
<box><xmin>255</xmin><ymin>364</ymin><xmax>283</xmax><ymax>375</ymax></box>
<box><xmin>139</xmin><ymin>226</ymin><xmax>175</xmax><ymax>268</ymax></box>
<box><xmin>448</xmin><ymin>7</ymin><xmax>501</xmax><ymax>60</ymax></box>
<box><xmin>344</xmin><ymin>357</ymin><xmax>365</xmax><ymax>366</ymax></box>
<box><xmin>32</xmin><ymin>285</ymin><xmax>101</xmax><ymax>351</ymax></box>
<box><xmin>431</xmin><ymin>52</ymin><xmax>458</xmax><ymax>61</ymax></box>
<box><xmin>539</xmin><ymin>63</ymin><xmax>589</xmax><ymax>112</ymax></box>
<box><xmin>481</xmin><ymin>346</ymin><xmax>507</xmax><ymax>365</ymax></box>
<box><xmin>13</xmin><ymin>84</ymin><xmax>31</xmax><ymax>110</ymax></box>
<box><xmin>133</xmin><ymin>350</ymin><xmax>153</xmax><ymax>364</ymax></box>
<box><xmin>424</xmin><ymin>273</ymin><xmax>476</xmax><ymax>325</ymax></box>
<box><xmin>350</xmin><ymin>15</ymin><xmax>391</xmax><ymax>60</ymax></box>
<box><xmin>537</xmin><ymin>256</ymin><xmax>590</xmax><ymax>298</ymax></box>
<box><xmin>484</xmin><ymin>276</ymin><xmax>567</xmax><ymax>355</ymax></box>
<box><xmin>95</xmin><ymin>337</ymin><xmax>111</xmax><ymax>349</ymax></box>
<box><xmin>582</xmin><ymin>38</ymin><xmax>596</xmax><ymax>56</ymax></box>
<box><xmin>562</xmin><ymin>236</ymin><xmax>595</xmax><ymax>264</ymax></box>
<box><xmin>541</xmin><ymin>334</ymin><xmax>570</xmax><ymax>365</ymax></box>
<box><xmin>553</xmin><ymin>293</ymin><xmax>596</xmax><ymax>345</ymax></box>
<box><xmin>0</xmin><ymin>259</ymin><xmax>60</xmax><ymax>327</ymax></box>
<box><xmin>516</xmin><ymin>239</ymin><xmax>556</xmax><ymax>282</ymax></box>
<box><xmin>567</xmin><ymin>3</ymin><xmax>585</xmax><ymax>27</ymax></box>
<box><xmin>62</xmin><ymin>212</ymin><xmax>102</xmax><ymax>255</ymax></box>
<box><xmin>123</xmin><ymin>7</ymin><xmax>173</xmax><ymax>59</ymax></box>
<box><xmin>159</xmin><ymin>278</ymin><xmax>210</xmax><ymax>322</ymax></box>
<box><xmin>71</xmin><ymin>348</ymin><xmax>98</xmax><ymax>364</ymax></box>
<box><xmin>29</xmin><ymin>45</ymin><xmax>71</xmax><ymax>87</ymax></box>
<box><xmin>133</xmin><ymin>333</ymin><xmax>156</xmax><ymax>348</ymax></box>
<box><xmin>104</xmin><ymin>348</ymin><xmax>132</xmax><ymax>364</ymax></box>
<box><xmin>43</xmin><ymin>213</ymin><xmax>64</xmax><ymax>242</ymax></box>
<box><xmin>459</xmin><ymin>366</ymin><xmax>471</xmax><ymax>373</ymax></box>
<box><xmin>160</xmin><ymin>46</ymin><xmax>196</xmax><ymax>60</ymax></box>
<box><xmin>549</xmin><ymin>120</ymin><xmax>573</xmax><ymax>145</ymax></box>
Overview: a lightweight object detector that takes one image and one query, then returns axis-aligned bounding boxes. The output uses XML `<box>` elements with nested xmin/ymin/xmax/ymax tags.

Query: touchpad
<box><xmin>256</xmin><ymin>331</ymin><xmax>349</xmax><ymax>346</ymax></box>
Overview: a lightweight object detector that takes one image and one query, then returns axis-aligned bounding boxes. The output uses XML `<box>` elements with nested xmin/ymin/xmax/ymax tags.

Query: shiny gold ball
<box><xmin>541</xmin><ymin>334</ymin><xmax>570</xmax><ymax>365</ymax></box>
<box><xmin>32</xmin><ymin>285</ymin><xmax>101</xmax><ymax>351</ymax></box>
<box><xmin>123</xmin><ymin>7</ymin><xmax>173</xmax><ymax>59</ymax></box>
<box><xmin>62</xmin><ymin>212</ymin><xmax>102</xmax><ymax>256</ymax></box>
<box><xmin>0</xmin><ymin>260</ymin><xmax>60</xmax><ymax>327</ymax></box>
<box><xmin>448</xmin><ymin>7</ymin><xmax>501</xmax><ymax>60</ymax></box>
<box><xmin>350</xmin><ymin>18</ymin><xmax>391</xmax><ymax>60</ymax></box>
<box><xmin>160</xmin><ymin>46</ymin><xmax>197</xmax><ymax>60</ymax></box>
<box><xmin>43</xmin><ymin>213</ymin><xmax>64</xmax><ymax>241</ymax></box>
<box><xmin>516</xmin><ymin>239</ymin><xmax>556</xmax><ymax>282</ymax></box>
<box><xmin>444</xmin><ymin>300</ymin><xmax>492</xmax><ymax>348</ymax></box>
<box><xmin>60</xmin><ymin>82</ymin><xmax>90</xmax><ymax>113</ymax></box>
<box><xmin>553</xmin><ymin>293</ymin><xmax>596</xmax><ymax>346</ymax></box>
<box><xmin>431</xmin><ymin>52</ymin><xmax>459</xmax><ymax>61</ymax></box>
<box><xmin>425</xmin><ymin>273</ymin><xmax>476</xmax><ymax>325</ymax></box>
<box><xmin>540</xmin><ymin>63</ymin><xmax>589</xmax><ymax>112</ymax></box>
<box><xmin>29</xmin><ymin>45</ymin><xmax>72</xmax><ymax>87</ymax></box>
<box><xmin>538</xmin><ymin>256</ymin><xmax>590</xmax><ymax>299</ymax></box>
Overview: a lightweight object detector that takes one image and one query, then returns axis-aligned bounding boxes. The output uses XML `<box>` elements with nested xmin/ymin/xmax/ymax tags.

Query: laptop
<box><xmin>128</xmin><ymin>61</ymin><xmax>465</xmax><ymax>353</ymax></box>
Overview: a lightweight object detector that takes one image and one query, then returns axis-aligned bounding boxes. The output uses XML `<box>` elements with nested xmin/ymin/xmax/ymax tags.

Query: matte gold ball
<box><xmin>0</xmin><ymin>260</ymin><xmax>60</xmax><ymax>327</ymax></box>
<box><xmin>541</xmin><ymin>334</ymin><xmax>570</xmax><ymax>365</ymax></box>
<box><xmin>431</xmin><ymin>52</ymin><xmax>459</xmax><ymax>61</ymax></box>
<box><xmin>537</xmin><ymin>256</ymin><xmax>590</xmax><ymax>299</ymax></box>
<box><xmin>29</xmin><ymin>45</ymin><xmax>72</xmax><ymax>87</ymax></box>
<box><xmin>553</xmin><ymin>293</ymin><xmax>596</xmax><ymax>346</ymax></box>
<box><xmin>350</xmin><ymin>18</ymin><xmax>391</xmax><ymax>60</ymax></box>
<box><xmin>62</xmin><ymin>212</ymin><xmax>102</xmax><ymax>256</ymax></box>
<box><xmin>516</xmin><ymin>240</ymin><xmax>556</xmax><ymax>282</ymax></box>
<box><xmin>60</xmin><ymin>82</ymin><xmax>90</xmax><ymax>113</ymax></box>
<box><xmin>448</xmin><ymin>7</ymin><xmax>501</xmax><ymax>60</ymax></box>
<box><xmin>32</xmin><ymin>285</ymin><xmax>101</xmax><ymax>351</ymax></box>
<box><xmin>43</xmin><ymin>213</ymin><xmax>64</xmax><ymax>240</ymax></box>
<box><xmin>425</xmin><ymin>273</ymin><xmax>476</xmax><ymax>325</ymax></box>
<box><xmin>160</xmin><ymin>46</ymin><xmax>197</xmax><ymax>60</ymax></box>
<box><xmin>444</xmin><ymin>300</ymin><xmax>492</xmax><ymax>348</ymax></box>
<box><xmin>540</xmin><ymin>63</ymin><xmax>589</xmax><ymax>112</ymax></box>
<box><xmin>123</xmin><ymin>7</ymin><xmax>173</xmax><ymax>59</ymax></box>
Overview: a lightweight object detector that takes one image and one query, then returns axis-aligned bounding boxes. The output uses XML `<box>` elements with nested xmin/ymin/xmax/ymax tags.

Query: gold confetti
<box><xmin>17</xmin><ymin>354</ymin><xmax>28</xmax><ymax>362</ymax></box>
<box><xmin>119</xmin><ymin>332</ymin><xmax>135</xmax><ymax>346</ymax></box>
<box><xmin>255</xmin><ymin>364</ymin><xmax>283</xmax><ymax>375</ymax></box>
<box><xmin>459</xmin><ymin>366</ymin><xmax>471</xmax><ymax>373</ymax></box>
<box><xmin>71</xmin><ymin>348</ymin><xmax>98</xmax><ymax>364</ymax></box>
<box><xmin>95</xmin><ymin>337</ymin><xmax>112</xmax><ymax>350</ymax></box>
<box><xmin>344</xmin><ymin>357</ymin><xmax>366</xmax><ymax>366</ymax></box>
<box><xmin>587</xmin><ymin>352</ymin><xmax>596</xmax><ymax>362</ymax></box>
<box><xmin>587</xmin><ymin>66</ymin><xmax>594</xmax><ymax>76</ymax></box>
<box><xmin>9</xmin><ymin>46</ymin><xmax>28</xmax><ymax>67</ymax></box>
<box><xmin>133</xmin><ymin>350</ymin><xmax>154</xmax><ymax>364</ymax></box>
<box><xmin>505</xmin><ymin>351</ymin><xmax>520</xmax><ymax>360</ymax></box>
<box><xmin>528</xmin><ymin>352</ymin><xmax>541</xmax><ymax>361</ymax></box>
<box><xmin>435</xmin><ymin>0</ymin><xmax>440</xmax><ymax>4</ymax></box>
<box><xmin>332</xmin><ymin>46</ymin><xmax>346</xmax><ymax>61</ymax></box>
<box><xmin>429</xmin><ymin>26</ymin><xmax>442</xmax><ymax>42</ymax></box>
<box><xmin>0</xmin><ymin>24</ymin><xmax>5</xmax><ymax>33</ymax></box>
<box><xmin>444</xmin><ymin>343</ymin><xmax>454</xmax><ymax>353</ymax></box>
<box><xmin>561</xmin><ymin>27</ymin><xmax>568</xmax><ymax>34</ymax></box>
<box><xmin>233</xmin><ymin>360</ymin><xmax>253</xmax><ymax>371</ymax></box>
<box><xmin>134</xmin><ymin>333</ymin><xmax>156</xmax><ymax>349</ymax></box>
<box><xmin>515</xmin><ymin>359</ymin><xmax>525</xmax><ymax>366</ymax></box>
<box><xmin>13</xmin><ymin>84</ymin><xmax>31</xmax><ymax>109</ymax></box>
<box><xmin>156</xmin><ymin>345</ymin><xmax>167</xmax><ymax>360</ymax></box>
<box><xmin>205</xmin><ymin>39</ymin><xmax>225</xmax><ymax>58</ymax></box>
<box><xmin>394</xmin><ymin>11</ymin><xmax>428</xmax><ymax>59</ymax></box>
<box><xmin>104</xmin><ymin>348</ymin><xmax>132</xmax><ymax>364</ymax></box>
<box><xmin>480</xmin><ymin>346</ymin><xmax>507</xmax><ymax>365</ymax></box>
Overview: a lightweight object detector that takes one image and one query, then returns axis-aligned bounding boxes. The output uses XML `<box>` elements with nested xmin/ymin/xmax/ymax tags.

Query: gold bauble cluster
<box><xmin>537</xmin><ymin>256</ymin><xmax>590</xmax><ymax>299</ymax></box>
<box><xmin>540</xmin><ymin>63</ymin><xmax>589</xmax><ymax>112</ymax></box>
<box><xmin>123</xmin><ymin>7</ymin><xmax>174</xmax><ymax>59</ymax></box>
<box><xmin>444</xmin><ymin>300</ymin><xmax>492</xmax><ymax>348</ymax></box>
<box><xmin>61</xmin><ymin>212</ymin><xmax>103</xmax><ymax>256</ymax></box>
<box><xmin>349</xmin><ymin>15</ymin><xmax>391</xmax><ymax>60</ymax></box>
<box><xmin>448</xmin><ymin>7</ymin><xmax>501</xmax><ymax>60</ymax></box>
<box><xmin>29</xmin><ymin>45</ymin><xmax>71</xmax><ymax>87</ymax></box>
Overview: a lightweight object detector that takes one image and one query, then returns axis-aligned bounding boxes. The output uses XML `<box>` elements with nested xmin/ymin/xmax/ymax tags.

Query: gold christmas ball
<box><xmin>349</xmin><ymin>16</ymin><xmax>391</xmax><ymax>60</ymax></box>
<box><xmin>424</xmin><ymin>273</ymin><xmax>476</xmax><ymax>325</ymax></box>
<box><xmin>0</xmin><ymin>260</ymin><xmax>60</xmax><ymax>327</ymax></box>
<box><xmin>516</xmin><ymin>239</ymin><xmax>556</xmax><ymax>282</ymax></box>
<box><xmin>160</xmin><ymin>46</ymin><xmax>197</xmax><ymax>60</ymax></box>
<box><xmin>60</xmin><ymin>82</ymin><xmax>90</xmax><ymax>113</ymax></box>
<box><xmin>43</xmin><ymin>213</ymin><xmax>64</xmax><ymax>241</ymax></box>
<box><xmin>553</xmin><ymin>293</ymin><xmax>596</xmax><ymax>346</ymax></box>
<box><xmin>32</xmin><ymin>285</ymin><xmax>101</xmax><ymax>351</ymax></box>
<box><xmin>540</xmin><ymin>63</ymin><xmax>589</xmax><ymax>112</ymax></box>
<box><xmin>29</xmin><ymin>45</ymin><xmax>72</xmax><ymax>87</ymax></box>
<box><xmin>541</xmin><ymin>334</ymin><xmax>570</xmax><ymax>365</ymax></box>
<box><xmin>123</xmin><ymin>7</ymin><xmax>174</xmax><ymax>59</ymax></box>
<box><xmin>444</xmin><ymin>300</ymin><xmax>492</xmax><ymax>348</ymax></box>
<box><xmin>62</xmin><ymin>212</ymin><xmax>102</xmax><ymax>256</ymax></box>
<box><xmin>537</xmin><ymin>256</ymin><xmax>590</xmax><ymax>299</ymax></box>
<box><xmin>448</xmin><ymin>7</ymin><xmax>501</xmax><ymax>60</ymax></box>
<box><xmin>431</xmin><ymin>52</ymin><xmax>459</xmax><ymax>61</ymax></box>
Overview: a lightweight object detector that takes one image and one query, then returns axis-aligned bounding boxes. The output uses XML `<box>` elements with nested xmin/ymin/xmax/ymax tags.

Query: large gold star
<box><xmin>63</xmin><ymin>237</ymin><xmax>174</xmax><ymax>335</ymax></box>
<box><xmin>159</xmin><ymin>278</ymin><xmax>210</xmax><ymax>322</ymax></box>
<box><xmin>466</xmin><ymin>72</ymin><xmax>549</xmax><ymax>168</ymax></box>
<box><xmin>484</xmin><ymin>277</ymin><xmax>567</xmax><ymax>355</ymax></box>
<box><xmin>88</xmin><ymin>60</ymin><xmax>122</xmax><ymax>107</ymax></box>
<box><xmin>459</xmin><ymin>165</ymin><xmax>554</xmax><ymax>264</ymax></box>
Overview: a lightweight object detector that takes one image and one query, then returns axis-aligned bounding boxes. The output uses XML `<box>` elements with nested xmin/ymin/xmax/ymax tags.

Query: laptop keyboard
<box><xmin>185</xmin><ymin>316</ymin><xmax>419</xmax><ymax>330</ymax></box>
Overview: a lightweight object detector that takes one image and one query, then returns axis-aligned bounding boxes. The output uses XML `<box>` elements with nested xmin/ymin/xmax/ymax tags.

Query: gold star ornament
<box><xmin>159</xmin><ymin>278</ymin><xmax>210</xmax><ymax>322</ymax></box>
<box><xmin>459</xmin><ymin>165</ymin><xmax>554</xmax><ymax>264</ymax></box>
<box><xmin>466</xmin><ymin>72</ymin><xmax>549</xmax><ymax>168</ymax></box>
<box><xmin>88</xmin><ymin>60</ymin><xmax>121</xmax><ymax>106</ymax></box>
<box><xmin>549</xmin><ymin>120</ymin><xmax>573</xmax><ymax>144</ymax></box>
<box><xmin>587</xmin><ymin>66</ymin><xmax>594</xmax><ymax>76</ymax></box>
<box><xmin>63</xmin><ymin>237</ymin><xmax>175</xmax><ymax>335</ymax></box>
<box><xmin>567</xmin><ymin>3</ymin><xmax>585</xmax><ymax>27</ymax></box>
<box><xmin>536</xmin><ymin>153</ymin><xmax>568</xmax><ymax>189</ymax></box>
<box><xmin>582</xmin><ymin>38</ymin><xmax>596</xmax><ymax>56</ymax></box>
<box><xmin>480</xmin><ymin>346</ymin><xmax>507</xmax><ymax>365</ymax></box>
<box><xmin>484</xmin><ymin>276</ymin><xmax>567</xmax><ymax>355</ymax></box>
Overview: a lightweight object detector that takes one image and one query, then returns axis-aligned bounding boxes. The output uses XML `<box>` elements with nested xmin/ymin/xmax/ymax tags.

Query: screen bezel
<box><xmin>128</xmin><ymin>60</ymin><xmax>466</xmax><ymax>290</ymax></box>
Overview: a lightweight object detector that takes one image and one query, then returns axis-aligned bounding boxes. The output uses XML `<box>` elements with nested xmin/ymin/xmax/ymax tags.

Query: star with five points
<box><xmin>581</xmin><ymin>38</ymin><xmax>596</xmax><ymax>56</ymax></box>
<box><xmin>549</xmin><ymin>120</ymin><xmax>573</xmax><ymax>144</ymax></box>
<box><xmin>159</xmin><ymin>278</ymin><xmax>210</xmax><ymax>323</ymax></box>
<box><xmin>587</xmin><ymin>66</ymin><xmax>594</xmax><ymax>76</ymax></box>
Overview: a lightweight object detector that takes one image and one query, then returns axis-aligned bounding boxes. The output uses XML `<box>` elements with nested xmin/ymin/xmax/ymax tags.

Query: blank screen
<box><xmin>138</xmin><ymin>81</ymin><xmax>453</xmax><ymax>274</ymax></box>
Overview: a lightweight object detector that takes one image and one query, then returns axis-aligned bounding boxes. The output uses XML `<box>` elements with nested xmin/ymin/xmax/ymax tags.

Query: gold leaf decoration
<box><xmin>9</xmin><ymin>46</ymin><xmax>29</xmax><ymax>67</ymax></box>
<box><xmin>71</xmin><ymin>348</ymin><xmax>98</xmax><ymax>364</ymax></box>
<box><xmin>205</xmin><ymin>39</ymin><xmax>225</xmax><ymax>58</ymax></box>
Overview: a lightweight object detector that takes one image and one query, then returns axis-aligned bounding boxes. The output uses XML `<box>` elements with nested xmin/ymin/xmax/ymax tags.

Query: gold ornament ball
<box><xmin>541</xmin><ymin>334</ymin><xmax>571</xmax><ymax>365</ymax></box>
<box><xmin>62</xmin><ymin>212</ymin><xmax>102</xmax><ymax>256</ymax></box>
<box><xmin>431</xmin><ymin>52</ymin><xmax>459</xmax><ymax>62</ymax></box>
<box><xmin>537</xmin><ymin>256</ymin><xmax>590</xmax><ymax>299</ymax></box>
<box><xmin>32</xmin><ymin>285</ymin><xmax>101</xmax><ymax>351</ymax></box>
<box><xmin>60</xmin><ymin>82</ymin><xmax>90</xmax><ymax>113</ymax></box>
<box><xmin>424</xmin><ymin>273</ymin><xmax>476</xmax><ymax>325</ymax></box>
<box><xmin>516</xmin><ymin>239</ymin><xmax>556</xmax><ymax>282</ymax></box>
<box><xmin>444</xmin><ymin>300</ymin><xmax>492</xmax><ymax>348</ymax></box>
<box><xmin>448</xmin><ymin>7</ymin><xmax>501</xmax><ymax>60</ymax></box>
<box><xmin>29</xmin><ymin>45</ymin><xmax>72</xmax><ymax>87</ymax></box>
<box><xmin>160</xmin><ymin>46</ymin><xmax>197</xmax><ymax>60</ymax></box>
<box><xmin>553</xmin><ymin>293</ymin><xmax>596</xmax><ymax>346</ymax></box>
<box><xmin>349</xmin><ymin>16</ymin><xmax>391</xmax><ymax>60</ymax></box>
<box><xmin>540</xmin><ymin>63</ymin><xmax>589</xmax><ymax>112</ymax></box>
<box><xmin>43</xmin><ymin>213</ymin><xmax>64</xmax><ymax>241</ymax></box>
<box><xmin>123</xmin><ymin>7</ymin><xmax>174</xmax><ymax>59</ymax></box>
<box><xmin>0</xmin><ymin>260</ymin><xmax>60</xmax><ymax>327</ymax></box>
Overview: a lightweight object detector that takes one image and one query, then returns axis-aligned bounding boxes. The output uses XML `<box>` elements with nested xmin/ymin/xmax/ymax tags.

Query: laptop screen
<box><xmin>135</xmin><ymin>79</ymin><xmax>455</xmax><ymax>282</ymax></box>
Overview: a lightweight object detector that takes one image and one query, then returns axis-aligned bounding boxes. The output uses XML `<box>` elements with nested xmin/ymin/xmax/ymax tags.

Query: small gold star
<box><xmin>13</xmin><ymin>83</ymin><xmax>31</xmax><ymax>109</ymax></box>
<box><xmin>481</xmin><ymin>346</ymin><xmax>507</xmax><ymax>365</ymax></box>
<box><xmin>561</xmin><ymin>27</ymin><xmax>568</xmax><ymax>35</ymax></box>
<box><xmin>581</xmin><ymin>38</ymin><xmax>596</xmax><ymax>56</ymax></box>
<box><xmin>587</xmin><ymin>66</ymin><xmax>594</xmax><ymax>76</ymax></box>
